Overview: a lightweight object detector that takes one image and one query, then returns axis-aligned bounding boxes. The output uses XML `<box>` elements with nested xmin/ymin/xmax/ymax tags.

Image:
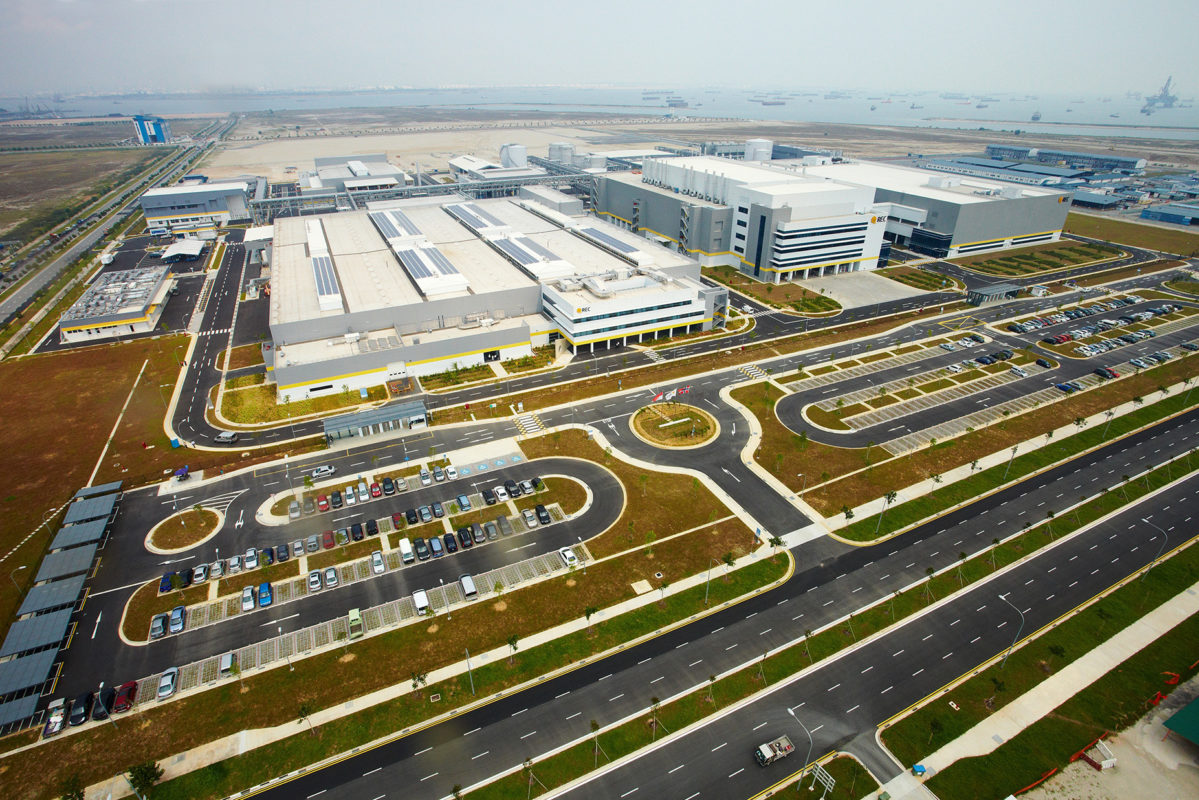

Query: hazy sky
<box><xmin>3</xmin><ymin>0</ymin><xmax>1197</xmax><ymax>97</ymax></box>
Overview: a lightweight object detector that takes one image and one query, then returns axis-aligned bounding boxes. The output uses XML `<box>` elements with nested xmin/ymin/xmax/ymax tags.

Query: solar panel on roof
<box><xmin>397</xmin><ymin>248</ymin><xmax>434</xmax><ymax>280</ymax></box>
<box><xmin>581</xmin><ymin>227</ymin><xmax>639</xmax><ymax>254</ymax></box>
<box><xmin>522</xmin><ymin>239</ymin><xmax>559</xmax><ymax>261</ymax></box>
<box><xmin>388</xmin><ymin>209</ymin><xmax>420</xmax><ymax>236</ymax></box>
<box><xmin>49</xmin><ymin>519</ymin><xmax>106</xmax><ymax>552</ymax></box>
<box><xmin>34</xmin><ymin>543</ymin><xmax>98</xmax><ymax>583</ymax></box>
<box><xmin>425</xmin><ymin>248</ymin><xmax>461</xmax><ymax>277</ymax></box>
<box><xmin>369</xmin><ymin>210</ymin><xmax>401</xmax><ymax>239</ymax></box>
<box><xmin>17</xmin><ymin>575</ymin><xmax>87</xmax><ymax>617</ymax></box>
<box><xmin>494</xmin><ymin>239</ymin><xmax>537</xmax><ymax>266</ymax></box>
<box><xmin>311</xmin><ymin>256</ymin><xmax>340</xmax><ymax>297</ymax></box>
<box><xmin>447</xmin><ymin>204</ymin><xmax>487</xmax><ymax>231</ymax></box>
<box><xmin>465</xmin><ymin>203</ymin><xmax>505</xmax><ymax>227</ymax></box>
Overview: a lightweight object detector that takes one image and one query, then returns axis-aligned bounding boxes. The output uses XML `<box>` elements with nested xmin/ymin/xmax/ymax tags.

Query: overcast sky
<box><xmin>2</xmin><ymin>0</ymin><xmax>1197</xmax><ymax>97</ymax></box>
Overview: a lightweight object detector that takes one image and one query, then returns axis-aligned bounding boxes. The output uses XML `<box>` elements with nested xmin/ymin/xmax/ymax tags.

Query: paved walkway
<box><xmin>865</xmin><ymin>576</ymin><xmax>1199</xmax><ymax>800</ymax></box>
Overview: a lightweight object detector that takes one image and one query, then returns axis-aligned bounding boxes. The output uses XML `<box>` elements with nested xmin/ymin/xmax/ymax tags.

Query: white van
<box><xmin>413</xmin><ymin>589</ymin><xmax>430</xmax><ymax>616</ymax></box>
<box><xmin>213</xmin><ymin>431</ymin><xmax>239</xmax><ymax>444</ymax></box>
<box><xmin>459</xmin><ymin>574</ymin><xmax>477</xmax><ymax>600</ymax></box>
<box><xmin>398</xmin><ymin>537</ymin><xmax>415</xmax><ymax>565</ymax></box>
<box><xmin>218</xmin><ymin>652</ymin><xmax>236</xmax><ymax>677</ymax></box>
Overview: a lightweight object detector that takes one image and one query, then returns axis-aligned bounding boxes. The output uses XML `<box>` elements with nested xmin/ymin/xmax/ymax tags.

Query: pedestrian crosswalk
<box><xmin>644</xmin><ymin>348</ymin><xmax>665</xmax><ymax>363</ymax></box>
<box><xmin>739</xmin><ymin>364</ymin><xmax>766</xmax><ymax>380</ymax></box>
<box><xmin>515</xmin><ymin>414</ymin><xmax>545</xmax><ymax>435</ymax></box>
<box><xmin>198</xmin><ymin>328</ymin><xmax>231</xmax><ymax>336</ymax></box>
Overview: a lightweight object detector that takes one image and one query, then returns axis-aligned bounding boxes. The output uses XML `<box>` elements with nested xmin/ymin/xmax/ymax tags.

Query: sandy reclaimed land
<box><xmin>201</xmin><ymin>124</ymin><xmax>682</xmax><ymax>180</ymax></box>
<box><xmin>1023</xmin><ymin>678</ymin><xmax>1199</xmax><ymax>800</ymax></box>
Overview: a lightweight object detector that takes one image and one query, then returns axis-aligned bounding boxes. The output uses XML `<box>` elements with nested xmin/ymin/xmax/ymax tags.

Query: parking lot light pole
<box><xmin>786</xmin><ymin>705</ymin><xmax>815</xmax><ymax>782</ymax></box>
<box><xmin>1141</xmin><ymin>518</ymin><xmax>1169</xmax><ymax>582</ymax></box>
<box><xmin>997</xmin><ymin>593</ymin><xmax>1024</xmax><ymax>669</ymax></box>
<box><xmin>465</xmin><ymin>647</ymin><xmax>475</xmax><ymax>695</ymax></box>
<box><xmin>797</xmin><ymin>473</ymin><xmax>807</xmax><ymax>495</ymax></box>
<box><xmin>280</xmin><ymin>626</ymin><xmax>293</xmax><ymax>671</ymax></box>
<box><xmin>9</xmin><ymin>565</ymin><xmax>26</xmax><ymax>592</ymax></box>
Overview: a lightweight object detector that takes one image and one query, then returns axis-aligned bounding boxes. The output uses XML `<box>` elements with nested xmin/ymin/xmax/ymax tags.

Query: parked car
<box><xmin>371</xmin><ymin>551</ymin><xmax>386</xmax><ymax>575</ymax></box>
<box><xmin>244</xmin><ymin>548</ymin><xmax>259</xmax><ymax>570</ymax></box>
<box><xmin>522</xmin><ymin>508</ymin><xmax>538</xmax><ymax>529</ymax></box>
<box><xmin>69</xmin><ymin>692</ymin><xmax>94</xmax><ymax>727</ymax></box>
<box><xmin>337</xmin><ymin>528</ymin><xmax>352</xmax><ymax>546</ymax></box>
<box><xmin>471</xmin><ymin>523</ymin><xmax>486</xmax><ymax>545</ymax></box>
<box><xmin>92</xmin><ymin>686</ymin><xmax>116</xmax><ymax>721</ymax></box>
<box><xmin>302</xmin><ymin>497</ymin><xmax>316</xmax><ymax>515</ymax></box>
<box><xmin>324</xmin><ymin>567</ymin><xmax>339</xmax><ymax>588</ymax></box>
<box><xmin>365</xmin><ymin>519</ymin><xmax>379</xmax><ymax>536</ymax></box>
<box><xmin>276</xmin><ymin>543</ymin><xmax>290</xmax><ymax>562</ymax></box>
<box><xmin>258</xmin><ymin>582</ymin><xmax>273</xmax><ymax>607</ymax></box>
<box><xmin>330</xmin><ymin>490</ymin><xmax>343</xmax><ymax>509</ymax></box>
<box><xmin>443</xmin><ymin>533</ymin><xmax>459</xmax><ymax>554</ymax></box>
<box><xmin>431</xmin><ymin>501</ymin><xmax>444</xmax><ymax>518</ymax></box>
<box><xmin>211</xmin><ymin>559</ymin><xmax>226</xmax><ymax>580</ymax></box>
<box><xmin>456</xmin><ymin>494</ymin><xmax>472</xmax><ymax>512</ymax></box>
<box><xmin>559</xmin><ymin>547</ymin><xmax>579</xmax><ymax>568</ymax></box>
<box><xmin>433</xmin><ymin>465</ymin><xmax>445</xmax><ymax>482</ymax></box>
<box><xmin>228</xmin><ymin>555</ymin><xmax>243</xmax><ymax>574</ymax></box>
<box><xmin>536</xmin><ymin>504</ymin><xmax>551</xmax><ymax>526</ymax></box>
<box><xmin>288</xmin><ymin>501</ymin><xmax>301</xmax><ymax>520</ymax></box>
<box><xmin>482</xmin><ymin>487</ymin><xmax>497</xmax><ymax>505</ymax></box>
<box><xmin>505</xmin><ymin>479</ymin><xmax>521</xmax><ymax>498</ymax></box>
<box><xmin>370</xmin><ymin>482</ymin><xmax>382</xmax><ymax>498</ymax></box>
<box><xmin>261</xmin><ymin>547</ymin><xmax>274</xmax><ymax>567</ymax></box>
<box><xmin>457</xmin><ymin>528</ymin><xmax>473</xmax><ymax>549</ymax></box>
<box><xmin>414</xmin><ymin>537</ymin><xmax>430</xmax><ymax>561</ymax></box>
<box><xmin>193</xmin><ymin>562</ymin><xmax>210</xmax><ymax>583</ymax></box>
<box><xmin>391</xmin><ymin>512</ymin><xmax>406</xmax><ymax>529</ymax></box>
<box><xmin>113</xmin><ymin>681</ymin><xmax>138</xmax><ymax>714</ymax></box>
<box><xmin>446</xmin><ymin>466</ymin><xmax>458</xmax><ymax>480</ymax></box>
<box><xmin>168</xmin><ymin>605</ymin><xmax>186</xmax><ymax>634</ymax></box>
<box><xmin>241</xmin><ymin>586</ymin><xmax>257</xmax><ymax>612</ymax></box>
<box><xmin>322</xmin><ymin>530</ymin><xmax>335</xmax><ymax>549</ymax></box>
<box><xmin>356</xmin><ymin>482</ymin><xmax>369</xmax><ymax>503</ymax></box>
<box><xmin>419</xmin><ymin>505</ymin><xmax>433</xmax><ymax>523</ymax></box>
<box><xmin>394</xmin><ymin>476</ymin><xmax>409</xmax><ymax>491</ymax></box>
<box><xmin>308</xmin><ymin>570</ymin><xmax>323</xmax><ymax>591</ymax></box>
<box><xmin>382</xmin><ymin>477</ymin><xmax>395</xmax><ymax>495</ymax></box>
<box><xmin>496</xmin><ymin>515</ymin><xmax>514</xmax><ymax>537</ymax></box>
<box><xmin>419</xmin><ymin>469</ymin><xmax>432</xmax><ymax>486</ymax></box>
<box><xmin>344</xmin><ymin>484</ymin><xmax>357</xmax><ymax>506</ymax></box>
<box><xmin>484</xmin><ymin>521</ymin><xmax>498</xmax><ymax>541</ymax></box>
<box><xmin>316</xmin><ymin>495</ymin><xmax>329</xmax><ymax>512</ymax></box>
<box><xmin>159</xmin><ymin>572</ymin><xmax>175</xmax><ymax>594</ymax></box>
<box><xmin>157</xmin><ymin>668</ymin><xmax>178</xmax><ymax>700</ymax></box>
<box><xmin>306</xmin><ymin>534</ymin><xmax>319</xmax><ymax>553</ymax></box>
<box><xmin>429</xmin><ymin>536</ymin><xmax>445</xmax><ymax>558</ymax></box>
<box><xmin>405</xmin><ymin>508</ymin><xmax>419</xmax><ymax>525</ymax></box>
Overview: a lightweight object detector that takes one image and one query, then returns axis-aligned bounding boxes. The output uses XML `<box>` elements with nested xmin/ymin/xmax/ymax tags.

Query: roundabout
<box><xmin>629</xmin><ymin>402</ymin><xmax>719</xmax><ymax>449</ymax></box>
<box><xmin>145</xmin><ymin>507</ymin><xmax>223</xmax><ymax>554</ymax></box>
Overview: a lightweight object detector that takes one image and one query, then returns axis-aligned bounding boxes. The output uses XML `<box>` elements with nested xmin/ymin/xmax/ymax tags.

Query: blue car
<box><xmin>258</xmin><ymin>582</ymin><xmax>272</xmax><ymax>607</ymax></box>
<box><xmin>1055</xmin><ymin>383</ymin><xmax>1074</xmax><ymax>393</ymax></box>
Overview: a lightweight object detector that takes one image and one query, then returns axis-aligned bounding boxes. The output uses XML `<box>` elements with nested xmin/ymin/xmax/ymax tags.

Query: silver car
<box><xmin>157</xmin><ymin>667</ymin><xmax>178</xmax><ymax>701</ymax></box>
<box><xmin>324</xmin><ymin>567</ymin><xmax>339</xmax><ymax>588</ymax></box>
<box><xmin>307</xmin><ymin>570</ymin><xmax>322</xmax><ymax>592</ymax></box>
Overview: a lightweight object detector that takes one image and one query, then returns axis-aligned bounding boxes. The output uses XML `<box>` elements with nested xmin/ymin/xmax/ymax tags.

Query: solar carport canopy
<box><xmin>0</xmin><ymin>650</ymin><xmax>57</xmax><ymax>696</ymax></box>
<box><xmin>73</xmin><ymin>481</ymin><xmax>121</xmax><ymax>500</ymax></box>
<box><xmin>34</xmin><ymin>543</ymin><xmax>97</xmax><ymax>583</ymax></box>
<box><xmin>17</xmin><ymin>575</ymin><xmax>86</xmax><ymax>616</ymax></box>
<box><xmin>49</xmin><ymin>519</ymin><xmax>106</xmax><ymax>552</ymax></box>
<box><xmin>63</xmin><ymin>493</ymin><xmax>117</xmax><ymax>525</ymax></box>
<box><xmin>0</xmin><ymin>607</ymin><xmax>73</xmax><ymax>657</ymax></box>
<box><xmin>0</xmin><ymin>696</ymin><xmax>40</xmax><ymax>727</ymax></box>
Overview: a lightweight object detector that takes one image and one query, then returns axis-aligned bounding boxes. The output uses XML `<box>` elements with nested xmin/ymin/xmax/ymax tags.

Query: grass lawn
<box><xmin>631</xmin><ymin>403</ymin><xmax>717</xmax><ymax>446</ymax></box>
<box><xmin>805</xmin><ymin>406</ymin><xmax>852</xmax><ymax>431</ymax></box>
<box><xmin>503</xmin><ymin>346</ymin><xmax>555</xmax><ymax>373</ymax></box>
<box><xmin>1055</xmin><ymin>258</ymin><xmax>1180</xmax><ymax>289</ymax></box>
<box><xmin>878</xmin><ymin>265</ymin><xmax>962</xmax><ymax>292</ymax></box>
<box><xmin>307</xmin><ymin>538</ymin><xmax>378</xmax><ymax>571</ymax></box>
<box><xmin>224</xmin><ymin>372</ymin><xmax>264</xmax><ymax>389</ymax></box>
<box><xmin>949</xmin><ymin>241</ymin><xmax>1121</xmax><ymax>277</ymax></box>
<box><xmin>703</xmin><ymin>264</ymin><xmax>841</xmax><ymax>314</ymax></box>
<box><xmin>917</xmin><ymin>377</ymin><xmax>955</xmax><ymax>393</ymax></box>
<box><xmin>220</xmin><ymin>383</ymin><xmax>388</xmax><ymax>424</ymax></box>
<box><xmin>420</xmin><ymin>363</ymin><xmax>496</xmax><ymax>391</ymax></box>
<box><xmin>147</xmin><ymin>509</ymin><xmax>219</xmax><ymax>550</ymax></box>
<box><xmin>1065</xmin><ymin>212</ymin><xmax>1199</xmax><ymax>257</ymax></box>
<box><xmin>224</xmin><ymin>343</ymin><xmax>263</xmax><ymax>370</ymax></box>
<box><xmin>120</xmin><ymin>581</ymin><xmax>212</xmax><ymax>641</ymax></box>
<box><xmin>649</xmin><ymin>315</ymin><xmax>750</xmax><ymax>349</ymax></box>
<box><xmin>1164</xmin><ymin>279</ymin><xmax>1199</xmax><ymax>295</ymax></box>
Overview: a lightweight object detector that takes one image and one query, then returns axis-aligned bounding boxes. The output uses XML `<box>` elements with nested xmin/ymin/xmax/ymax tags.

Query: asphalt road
<box><xmin>245</xmin><ymin>405</ymin><xmax>1199</xmax><ymax>800</ymax></box>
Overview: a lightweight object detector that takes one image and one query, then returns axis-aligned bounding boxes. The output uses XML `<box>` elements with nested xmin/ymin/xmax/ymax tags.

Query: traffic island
<box><xmin>629</xmin><ymin>402</ymin><xmax>719</xmax><ymax>449</ymax></box>
<box><xmin>145</xmin><ymin>508</ymin><xmax>222</xmax><ymax>554</ymax></box>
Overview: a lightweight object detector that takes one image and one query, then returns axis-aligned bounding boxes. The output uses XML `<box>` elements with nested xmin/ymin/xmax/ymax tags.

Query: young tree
<box><xmin>804</xmin><ymin>629</ymin><xmax>814</xmax><ymax>663</ymax></box>
<box><xmin>956</xmin><ymin>552</ymin><xmax>967</xmax><ymax>586</ymax></box>
<box><xmin>127</xmin><ymin>761</ymin><xmax>164</xmax><ymax>796</ymax></box>
<box><xmin>59</xmin><ymin>776</ymin><xmax>85</xmax><ymax>800</ymax></box>
<box><xmin>923</xmin><ymin>566</ymin><xmax>936</xmax><ymax>603</ymax></box>
<box><xmin>591</xmin><ymin>718</ymin><xmax>602</xmax><ymax>768</ymax></box>
<box><xmin>507</xmin><ymin>633</ymin><xmax>520</xmax><ymax>665</ymax></box>
<box><xmin>297</xmin><ymin>702</ymin><xmax>316</xmax><ymax>735</ymax></box>
<box><xmin>875</xmin><ymin>490</ymin><xmax>898</xmax><ymax>534</ymax></box>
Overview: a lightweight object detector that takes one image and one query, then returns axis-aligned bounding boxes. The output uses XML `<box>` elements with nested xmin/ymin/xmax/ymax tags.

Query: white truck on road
<box><xmin>754</xmin><ymin>734</ymin><xmax>795</xmax><ymax>766</ymax></box>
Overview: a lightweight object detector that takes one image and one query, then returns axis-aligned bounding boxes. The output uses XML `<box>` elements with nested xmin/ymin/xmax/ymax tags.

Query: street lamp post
<box><xmin>997</xmin><ymin>593</ymin><xmax>1024</xmax><ymax>669</ymax></box>
<box><xmin>1141</xmin><ymin>518</ymin><xmax>1169</xmax><ymax>582</ymax></box>
<box><xmin>9</xmin><ymin>565</ymin><xmax>27</xmax><ymax>592</ymax></box>
<box><xmin>785</xmin><ymin>705</ymin><xmax>815</xmax><ymax>783</ymax></box>
<box><xmin>797</xmin><ymin>473</ymin><xmax>807</xmax><ymax>495</ymax></box>
<box><xmin>1003</xmin><ymin>445</ymin><xmax>1018</xmax><ymax>480</ymax></box>
<box><xmin>704</xmin><ymin>557</ymin><xmax>720</xmax><ymax>606</ymax></box>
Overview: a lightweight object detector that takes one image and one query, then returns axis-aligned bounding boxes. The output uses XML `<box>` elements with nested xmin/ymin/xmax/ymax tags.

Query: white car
<box><xmin>493</xmin><ymin>485</ymin><xmax>509</xmax><ymax>502</ymax></box>
<box><xmin>344</xmin><ymin>485</ymin><xmax>357</xmax><ymax>506</ymax></box>
<box><xmin>210</xmin><ymin>559</ymin><xmax>225</xmax><ymax>580</ymax></box>
<box><xmin>370</xmin><ymin>551</ymin><xmax>385</xmax><ymax>575</ymax></box>
<box><xmin>192</xmin><ymin>563</ymin><xmax>210</xmax><ymax>583</ymax></box>
<box><xmin>445</xmin><ymin>466</ymin><xmax>458</xmax><ymax>480</ymax></box>
<box><xmin>558</xmin><ymin>547</ymin><xmax>578</xmax><ymax>568</ymax></box>
<box><xmin>228</xmin><ymin>555</ymin><xmax>243</xmax><ymax>574</ymax></box>
<box><xmin>522</xmin><ymin>508</ymin><xmax>538</xmax><ymax>529</ymax></box>
<box><xmin>157</xmin><ymin>668</ymin><xmax>178</xmax><ymax>701</ymax></box>
<box><xmin>307</xmin><ymin>570</ymin><xmax>322</xmax><ymax>592</ymax></box>
<box><xmin>241</xmin><ymin>586</ymin><xmax>256</xmax><ymax>612</ymax></box>
<box><xmin>324</xmin><ymin>567</ymin><xmax>339</xmax><ymax>588</ymax></box>
<box><xmin>244</xmin><ymin>548</ymin><xmax>258</xmax><ymax>570</ymax></box>
<box><xmin>946</xmin><ymin>363</ymin><xmax>962</xmax><ymax>373</ymax></box>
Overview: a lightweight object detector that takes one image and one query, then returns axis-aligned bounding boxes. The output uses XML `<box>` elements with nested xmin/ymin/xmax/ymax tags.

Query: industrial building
<box><xmin>984</xmin><ymin>145</ymin><xmax>1147</xmax><ymax>173</ymax></box>
<box><xmin>300</xmin><ymin>154</ymin><xmax>412</xmax><ymax>194</ymax></box>
<box><xmin>595</xmin><ymin>155</ymin><xmax>889</xmax><ymax>281</ymax></box>
<box><xmin>265</xmin><ymin>194</ymin><xmax>724</xmax><ymax>403</ymax></box>
<box><xmin>1141</xmin><ymin>203</ymin><xmax>1199</xmax><ymax>226</ymax></box>
<box><xmin>132</xmin><ymin>115</ymin><xmax>171</xmax><ymax>145</ymax></box>
<box><xmin>449</xmin><ymin>154</ymin><xmax>546</xmax><ymax>182</ymax></box>
<box><xmin>140</xmin><ymin>181</ymin><xmax>250</xmax><ymax>236</ymax></box>
<box><xmin>58</xmin><ymin>265</ymin><xmax>171</xmax><ymax>343</ymax></box>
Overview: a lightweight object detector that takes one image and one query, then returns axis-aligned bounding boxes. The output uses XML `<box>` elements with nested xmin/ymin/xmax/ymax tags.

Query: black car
<box><xmin>531</xmin><ymin>476</ymin><xmax>544</xmax><ymax>491</ymax></box>
<box><xmin>262</xmin><ymin>547</ymin><xmax>275</xmax><ymax>567</ymax></box>
<box><xmin>413</xmin><ymin>537</ymin><xmax>430</xmax><ymax>561</ymax></box>
<box><xmin>535</xmin><ymin>504</ymin><xmax>551</xmax><ymax>526</ymax></box>
<box><xmin>1035</xmin><ymin>358</ymin><xmax>1051</xmax><ymax>369</ymax></box>
<box><xmin>457</xmin><ymin>528</ymin><xmax>473</xmax><ymax>549</ymax></box>
<box><xmin>482</xmin><ymin>488</ymin><xmax>497</xmax><ymax>506</ymax></box>
<box><xmin>365</xmin><ymin>519</ymin><xmax>379</xmax><ymax>536</ymax></box>
<box><xmin>350</xmin><ymin>523</ymin><xmax>365</xmax><ymax>541</ymax></box>
<box><xmin>179</xmin><ymin>567</ymin><xmax>194</xmax><ymax>588</ymax></box>
<box><xmin>382</xmin><ymin>477</ymin><xmax>395</xmax><ymax>496</ymax></box>
<box><xmin>405</xmin><ymin>508</ymin><xmax>419</xmax><ymax>525</ymax></box>
<box><xmin>471</xmin><ymin>523</ymin><xmax>487</xmax><ymax>545</ymax></box>
<box><xmin>504</xmin><ymin>479</ymin><xmax>521</xmax><ymax>498</ymax></box>
<box><xmin>969</xmin><ymin>333</ymin><xmax>985</xmax><ymax>343</ymax></box>
<box><xmin>431</xmin><ymin>501</ymin><xmax>444</xmax><ymax>518</ymax></box>
<box><xmin>443</xmin><ymin>533</ymin><xmax>458</xmax><ymax>553</ymax></box>
<box><xmin>1182</xmin><ymin>342</ymin><xmax>1199</xmax><ymax>351</ymax></box>
<box><xmin>276</xmin><ymin>543</ymin><xmax>290</xmax><ymax>562</ymax></box>
<box><xmin>68</xmin><ymin>692</ymin><xmax>94</xmax><ymax>727</ymax></box>
<box><xmin>91</xmin><ymin>687</ymin><xmax>116</xmax><ymax>721</ymax></box>
<box><xmin>330</xmin><ymin>490</ymin><xmax>343</xmax><ymax>509</ymax></box>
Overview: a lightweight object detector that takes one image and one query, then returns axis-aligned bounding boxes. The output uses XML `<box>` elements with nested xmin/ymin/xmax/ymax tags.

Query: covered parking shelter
<box><xmin>967</xmin><ymin>283</ymin><xmax>1020</xmax><ymax>306</ymax></box>
<box><xmin>322</xmin><ymin>400</ymin><xmax>428</xmax><ymax>445</ymax></box>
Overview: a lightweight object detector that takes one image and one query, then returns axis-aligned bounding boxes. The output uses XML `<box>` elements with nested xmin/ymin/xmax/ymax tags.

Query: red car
<box><xmin>392</xmin><ymin>512</ymin><xmax>405</xmax><ymax>529</ymax></box>
<box><xmin>370</xmin><ymin>482</ymin><xmax>382</xmax><ymax>498</ymax></box>
<box><xmin>322</xmin><ymin>531</ymin><xmax>335</xmax><ymax>549</ymax></box>
<box><xmin>113</xmin><ymin>681</ymin><xmax>138</xmax><ymax>713</ymax></box>
<box><xmin>316</xmin><ymin>495</ymin><xmax>329</xmax><ymax>512</ymax></box>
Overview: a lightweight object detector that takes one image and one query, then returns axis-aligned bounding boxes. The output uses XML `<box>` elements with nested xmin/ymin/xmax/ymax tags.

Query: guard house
<box><xmin>967</xmin><ymin>283</ymin><xmax>1020</xmax><ymax>306</ymax></box>
<box><xmin>322</xmin><ymin>401</ymin><xmax>428</xmax><ymax>445</ymax></box>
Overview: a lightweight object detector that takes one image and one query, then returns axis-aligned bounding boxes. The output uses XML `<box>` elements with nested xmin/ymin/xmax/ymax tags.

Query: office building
<box><xmin>140</xmin><ymin>181</ymin><xmax>251</xmax><ymax>236</ymax></box>
<box><xmin>132</xmin><ymin>115</ymin><xmax>171</xmax><ymax>145</ymax></box>
<box><xmin>58</xmin><ymin>266</ymin><xmax>172</xmax><ymax>344</ymax></box>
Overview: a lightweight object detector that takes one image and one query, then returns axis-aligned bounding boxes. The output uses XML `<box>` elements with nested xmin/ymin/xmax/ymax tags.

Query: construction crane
<box><xmin>1141</xmin><ymin>76</ymin><xmax>1178</xmax><ymax>115</ymax></box>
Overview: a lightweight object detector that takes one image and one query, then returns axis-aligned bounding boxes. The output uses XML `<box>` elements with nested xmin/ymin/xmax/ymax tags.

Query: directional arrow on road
<box><xmin>235</xmin><ymin>509</ymin><xmax>245</xmax><ymax>529</ymax></box>
<box><xmin>720</xmin><ymin>467</ymin><xmax>742</xmax><ymax>483</ymax></box>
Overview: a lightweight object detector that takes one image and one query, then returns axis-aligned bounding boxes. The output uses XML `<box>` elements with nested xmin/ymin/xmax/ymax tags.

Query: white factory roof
<box><xmin>800</xmin><ymin>161</ymin><xmax>1066</xmax><ymax>204</ymax></box>
<box><xmin>603</xmin><ymin>171</ymin><xmax>724</xmax><ymax>207</ymax></box>
<box><xmin>142</xmin><ymin>181</ymin><xmax>248</xmax><ymax>197</ymax></box>
<box><xmin>243</xmin><ymin>225</ymin><xmax>274</xmax><ymax>243</ymax></box>
<box><xmin>61</xmin><ymin>266</ymin><xmax>169</xmax><ymax>324</ymax></box>
<box><xmin>660</xmin><ymin>156</ymin><xmax>850</xmax><ymax>197</ymax></box>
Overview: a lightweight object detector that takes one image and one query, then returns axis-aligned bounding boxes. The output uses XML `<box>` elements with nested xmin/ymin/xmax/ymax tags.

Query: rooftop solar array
<box><xmin>369</xmin><ymin>209</ymin><xmax>421</xmax><ymax>239</ymax></box>
<box><xmin>494</xmin><ymin>238</ymin><xmax>538</xmax><ymax>266</ymax></box>
<box><xmin>49</xmin><ymin>519</ymin><xmax>106</xmax><ymax>552</ymax></box>
<box><xmin>425</xmin><ymin>248</ymin><xmax>461</xmax><ymax>277</ymax></box>
<box><xmin>0</xmin><ymin>650</ymin><xmax>57</xmax><ymax>696</ymax></box>
<box><xmin>311</xmin><ymin>255</ymin><xmax>341</xmax><ymax>302</ymax></box>
<box><xmin>0</xmin><ymin>696</ymin><xmax>40</xmax><ymax>728</ymax></box>
<box><xmin>63</xmin><ymin>494</ymin><xmax>117</xmax><ymax>526</ymax></box>
<box><xmin>445</xmin><ymin>203</ymin><xmax>489</xmax><ymax>231</ymax></box>
<box><xmin>393</xmin><ymin>246</ymin><xmax>469</xmax><ymax>296</ymax></box>
<box><xmin>580</xmin><ymin>227</ymin><xmax>639</xmax><ymax>254</ymax></box>
<box><xmin>0</xmin><ymin>607</ymin><xmax>73</xmax><ymax>657</ymax></box>
<box><xmin>17</xmin><ymin>575</ymin><xmax>86</xmax><ymax>617</ymax></box>
<box><xmin>34</xmin><ymin>543</ymin><xmax>98</xmax><ymax>584</ymax></box>
<box><xmin>523</xmin><ymin>239</ymin><xmax>560</xmax><ymax>262</ymax></box>
<box><xmin>396</xmin><ymin>248</ymin><xmax>434</xmax><ymax>280</ymax></box>
<box><xmin>466</xmin><ymin>203</ymin><xmax>505</xmax><ymax>227</ymax></box>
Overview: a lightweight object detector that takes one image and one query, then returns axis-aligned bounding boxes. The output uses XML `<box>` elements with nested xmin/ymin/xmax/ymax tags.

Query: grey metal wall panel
<box><xmin>951</xmin><ymin>194</ymin><xmax>1070</xmax><ymax>247</ymax></box>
